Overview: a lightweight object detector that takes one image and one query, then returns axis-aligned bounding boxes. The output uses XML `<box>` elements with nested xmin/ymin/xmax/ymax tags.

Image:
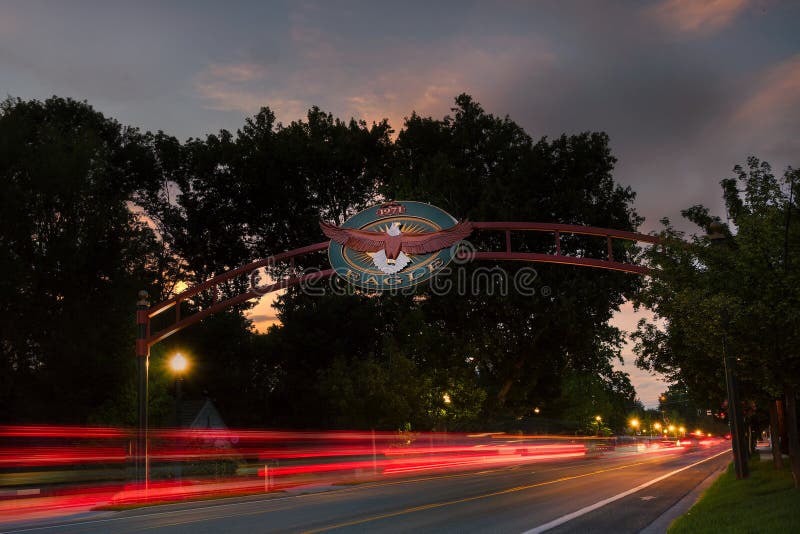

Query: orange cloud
<box><xmin>193</xmin><ymin>64</ymin><xmax>306</xmax><ymax>121</ymax></box>
<box><xmin>736</xmin><ymin>54</ymin><xmax>800</xmax><ymax>122</ymax></box>
<box><xmin>729</xmin><ymin>53</ymin><xmax>800</xmax><ymax>158</ymax></box>
<box><xmin>340</xmin><ymin>41</ymin><xmax>555</xmax><ymax>131</ymax></box>
<box><xmin>650</xmin><ymin>0</ymin><xmax>748</xmax><ymax>33</ymax></box>
<box><xmin>246</xmin><ymin>291</ymin><xmax>283</xmax><ymax>333</ymax></box>
<box><xmin>193</xmin><ymin>34</ymin><xmax>555</xmax><ymax>135</ymax></box>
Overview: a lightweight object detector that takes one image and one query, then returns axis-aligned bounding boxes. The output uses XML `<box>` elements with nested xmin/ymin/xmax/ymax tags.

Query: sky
<box><xmin>2</xmin><ymin>0</ymin><xmax>799</xmax><ymax>408</ymax></box>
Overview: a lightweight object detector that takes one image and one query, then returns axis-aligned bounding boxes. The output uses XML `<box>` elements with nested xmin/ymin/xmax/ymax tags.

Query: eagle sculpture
<box><xmin>320</xmin><ymin>220</ymin><xmax>473</xmax><ymax>274</ymax></box>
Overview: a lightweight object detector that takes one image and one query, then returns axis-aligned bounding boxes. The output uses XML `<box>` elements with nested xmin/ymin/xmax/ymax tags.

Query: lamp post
<box><xmin>708</xmin><ymin>222</ymin><xmax>749</xmax><ymax>479</ymax></box>
<box><xmin>595</xmin><ymin>415</ymin><xmax>602</xmax><ymax>437</ymax></box>
<box><xmin>169</xmin><ymin>353</ymin><xmax>189</xmax><ymax>482</ymax></box>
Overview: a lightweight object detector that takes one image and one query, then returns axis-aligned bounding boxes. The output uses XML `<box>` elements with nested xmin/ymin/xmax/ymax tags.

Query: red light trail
<box><xmin>0</xmin><ymin>425</ymin><xmax>722</xmax><ymax>524</ymax></box>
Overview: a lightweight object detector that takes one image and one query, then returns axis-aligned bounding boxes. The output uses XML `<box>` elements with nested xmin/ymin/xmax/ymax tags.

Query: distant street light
<box><xmin>630</xmin><ymin>418</ymin><xmax>640</xmax><ymax>432</ymax></box>
<box><xmin>595</xmin><ymin>415</ymin><xmax>602</xmax><ymax>437</ymax></box>
<box><xmin>442</xmin><ymin>393</ymin><xmax>451</xmax><ymax>404</ymax></box>
<box><xmin>653</xmin><ymin>422</ymin><xmax>662</xmax><ymax>438</ymax></box>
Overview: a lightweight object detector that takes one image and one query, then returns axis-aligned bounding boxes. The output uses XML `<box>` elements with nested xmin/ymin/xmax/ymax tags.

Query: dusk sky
<box><xmin>3</xmin><ymin>0</ymin><xmax>799</xmax><ymax>407</ymax></box>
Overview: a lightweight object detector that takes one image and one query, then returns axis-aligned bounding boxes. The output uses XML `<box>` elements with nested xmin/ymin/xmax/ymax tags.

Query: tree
<box><xmin>0</xmin><ymin>97</ymin><xmax>166</xmax><ymax>423</ymax></box>
<box><xmin>1</xmin><ymin>93</ymin><xmax>648</xmax><ymax>434</ymax></box>
<box><xmin>634</xmin><ymin>157</ymin><xmax>800</xmax><ymax>485</ymax></box>
<box><xmin>130</xmin><ymin>106</ymin><xmax>394</xmax><ymax>425</ymax></box>
<box><xmin>383</xmin><ymin>94</ymin><xmax>644</xmax><ymax>422</ymax></box>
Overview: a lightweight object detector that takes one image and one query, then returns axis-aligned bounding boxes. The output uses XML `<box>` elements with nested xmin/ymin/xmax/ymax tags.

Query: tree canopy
<box><xmin>1</xmin><ymin>94</ymin><xmax>644</xmax><ymax>434</ymax></box>
<box><xmin>634</xmin><ymin>157</ymin><xmax>800</xmax><ymax>482</ymax></box>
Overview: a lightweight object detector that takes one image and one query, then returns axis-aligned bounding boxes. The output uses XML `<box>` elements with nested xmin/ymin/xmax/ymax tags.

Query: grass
<box><xmin>669</xmin><ymin>455</ymin><xmax>800</xmax><ymax>533</ymax></box>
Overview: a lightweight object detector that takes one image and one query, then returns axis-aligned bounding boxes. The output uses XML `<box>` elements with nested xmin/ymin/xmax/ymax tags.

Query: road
<box><xmin>1</xmin><ymin>445</ymin><xmax>729</xmax><ymax>534</ymax></box>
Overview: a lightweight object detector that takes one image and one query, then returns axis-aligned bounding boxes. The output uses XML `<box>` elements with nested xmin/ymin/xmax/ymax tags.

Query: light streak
<box><xmin>0</xmin><ymin>425</ymin><xmax>727</xmax><ymax>523</ymax></box>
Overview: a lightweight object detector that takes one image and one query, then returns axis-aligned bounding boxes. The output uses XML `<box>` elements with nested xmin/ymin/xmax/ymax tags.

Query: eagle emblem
<box><xmin>320</xmin><ymin>219</ymin><xmax>473</xmax><ymax>275</ymax></box>
<box><xmin>323</xmin><ymin>201</ymin><xmax>468</xmax><ymax>289</ymax></box>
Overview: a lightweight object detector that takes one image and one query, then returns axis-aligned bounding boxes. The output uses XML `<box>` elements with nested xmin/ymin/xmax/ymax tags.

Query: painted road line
<box><xmin>522</xmin><ymin>448</ymin><xmax>730</xmax><ymax>534</ymax></box>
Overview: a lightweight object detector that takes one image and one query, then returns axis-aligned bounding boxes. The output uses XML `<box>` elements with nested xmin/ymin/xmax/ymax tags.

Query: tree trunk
<box><xmin>496</xmin><ymin>358</ymin><xmax>525</xmax><ymax>406</ymax></box>
<box><xmin>496</xmin><ymin>378</ymin><xmax>514</xmax><ymax>406</ymax></box>
<box><xmin>785</xmin><ymin>385</ymin><xmax>800</xmax><ymax>488</ymax></box>
<box><xmin>777</xmin><ymin>398</ymin><xmax>790</xmax><ymax>455</ymax></box>
<box><xmin>770</xmin><ymin>399</ymin><xmax>784</xmax><ymax>469</ymax></box>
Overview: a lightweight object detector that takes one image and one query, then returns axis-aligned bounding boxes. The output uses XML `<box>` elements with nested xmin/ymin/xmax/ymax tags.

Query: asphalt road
<box><xmin>2</xmin><ymin>445</ymin><xmax>730</xmax><ymax>534</ymax></box>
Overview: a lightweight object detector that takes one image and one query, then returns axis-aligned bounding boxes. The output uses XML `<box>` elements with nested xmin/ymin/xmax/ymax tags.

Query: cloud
<box><xmin>193</xmin><ymin>38</ymin><xmax>553</xmax><ymax>147</ymax></box>
<box><xmin>731</xmin><ymin>53</ymin><xmax>800</xmax><ymax>162</ymax></box>
<box><xmin>333</xmin><ymin>37</ymin><xmax>556</xmax><ymax>131</ymax></box>
<box><xmin>0</xmin><ymin>6</ymin><xmax>18</xmax><ymax>37</ymax></box>
<box><xmin>735</xmin><ymin>53</ymin><xmax>800</xmax><ymax>123</ymax></box>
<box><xmin>611</xmin><ymin>301</ymin><xmax>668</xmax><ymax>408</ymax></box>
<box><xmin>246</xmin><ymin>292</ymin><xmax>283</xmax><ymax>333</ymax></box>
<box><xmin>193</xmin><ymin>63</ymin><xmax>307</xmax><ymax>121</ymax></box>
<box><xmin>248</xmin><ymin>314</ymin><xmax>278</xmax><ymax>323</ymax></box>
<box><xmin>206</xmin><ymin>63</ymin><xmax>267</xmax><ymax>83</ymax></box>
<box><xmin>649</xmin><ymin>0</ymin><xmax>749</xmax><ymax>34</ymax></box>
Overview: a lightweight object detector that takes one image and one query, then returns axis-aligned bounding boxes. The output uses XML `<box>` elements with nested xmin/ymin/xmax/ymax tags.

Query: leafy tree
<box><xmin>131</xmin><ymin>107</ymin><xmax>393</xmax><ymax>425</ymax></box>
<box><xmin>261</xmin><ymin>95</ymin><xmax>644</xmax><ymax>430</ymax></box>
<box><xmin>0</xmin><ymin>97</ymin><xmax>166</xmax><ymax>423</ymax></box>
<box><xmin>383</xmin><ymin>94</ymin><xmax>644</xmax><ymax>422</ymax></box>
<box><xmin>1</xmin><ymin>93</ymin><xmax>647</xmax><ymax>436</ymax></box>
<box><xmin>634</xmin><ymin>157</ymin><xmax>800</xmax><ymax>485</ymax></box>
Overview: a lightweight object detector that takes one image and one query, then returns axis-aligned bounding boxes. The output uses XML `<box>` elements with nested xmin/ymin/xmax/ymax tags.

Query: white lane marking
<box><xmin>640</xmin><ymin>495</ymin><xmax>656</xmax><ymax>501</ymax></box>
<box><xmin>522</xmin><ymin>449</ymin><xmax>729</xmax><ymax>534</ymax></box>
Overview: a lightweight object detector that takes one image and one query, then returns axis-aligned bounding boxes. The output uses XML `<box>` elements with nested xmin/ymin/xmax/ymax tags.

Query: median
<box><xmin>669</xmin><ymin>454</ymin><xmax>799</xmax><ymax>533</ymax></box>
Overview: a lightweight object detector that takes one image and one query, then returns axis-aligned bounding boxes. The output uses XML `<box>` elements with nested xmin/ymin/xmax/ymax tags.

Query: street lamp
<box><xmin>708</xmin><ymin>221</ymin><xmax>749</xmax><ymax>479</ymax></box>
<box><xmin>169</xmin><ymin>353</ymin><xmax>189</xmax><ymax>428</ymax></box>
<box><xmin>170</xmin><ymin>353</ymin><xmax>189</xmax><ymax>374</ymax></box>
<box><xmin>595</xmin><ymin>415</ymin><xmax>602</xmax><ymax>437</ymax></box>
<box><xmin>630</xmin><ymin>418</ymin><xmax>640</xmax><ymax>433</ymax></box>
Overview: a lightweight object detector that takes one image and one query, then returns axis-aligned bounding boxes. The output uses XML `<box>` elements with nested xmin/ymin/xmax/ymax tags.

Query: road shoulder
<box><xmin>639</xmin><ymin>460</ymin><xmax>728</xmax><ymax>534</ymax></box>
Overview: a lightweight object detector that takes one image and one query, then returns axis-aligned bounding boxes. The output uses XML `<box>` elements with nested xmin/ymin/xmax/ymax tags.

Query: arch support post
<box><xmin>135</xmin><ymin>290</ymin><xmax>150</xmax><ymax>488</ymax></box>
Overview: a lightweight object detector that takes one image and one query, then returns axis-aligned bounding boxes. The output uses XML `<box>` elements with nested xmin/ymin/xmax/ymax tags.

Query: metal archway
<box><xmin>134</xmin><ymin>222</ymin><xmax>660</xmax><ymax>484</ymax></box>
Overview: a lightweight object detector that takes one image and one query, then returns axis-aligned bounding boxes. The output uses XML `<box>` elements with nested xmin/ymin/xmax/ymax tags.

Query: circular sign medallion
<box><xmin>324</xmin><ymin>201</ymin><xmax>470</xmax><ymax>291</ymax></box>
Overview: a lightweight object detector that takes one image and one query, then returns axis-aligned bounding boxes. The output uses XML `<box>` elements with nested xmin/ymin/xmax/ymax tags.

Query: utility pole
<box><xmin>708</xmin><ymin>222</ymin><xmax>749</xmax><ymax>479</ymax></box>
